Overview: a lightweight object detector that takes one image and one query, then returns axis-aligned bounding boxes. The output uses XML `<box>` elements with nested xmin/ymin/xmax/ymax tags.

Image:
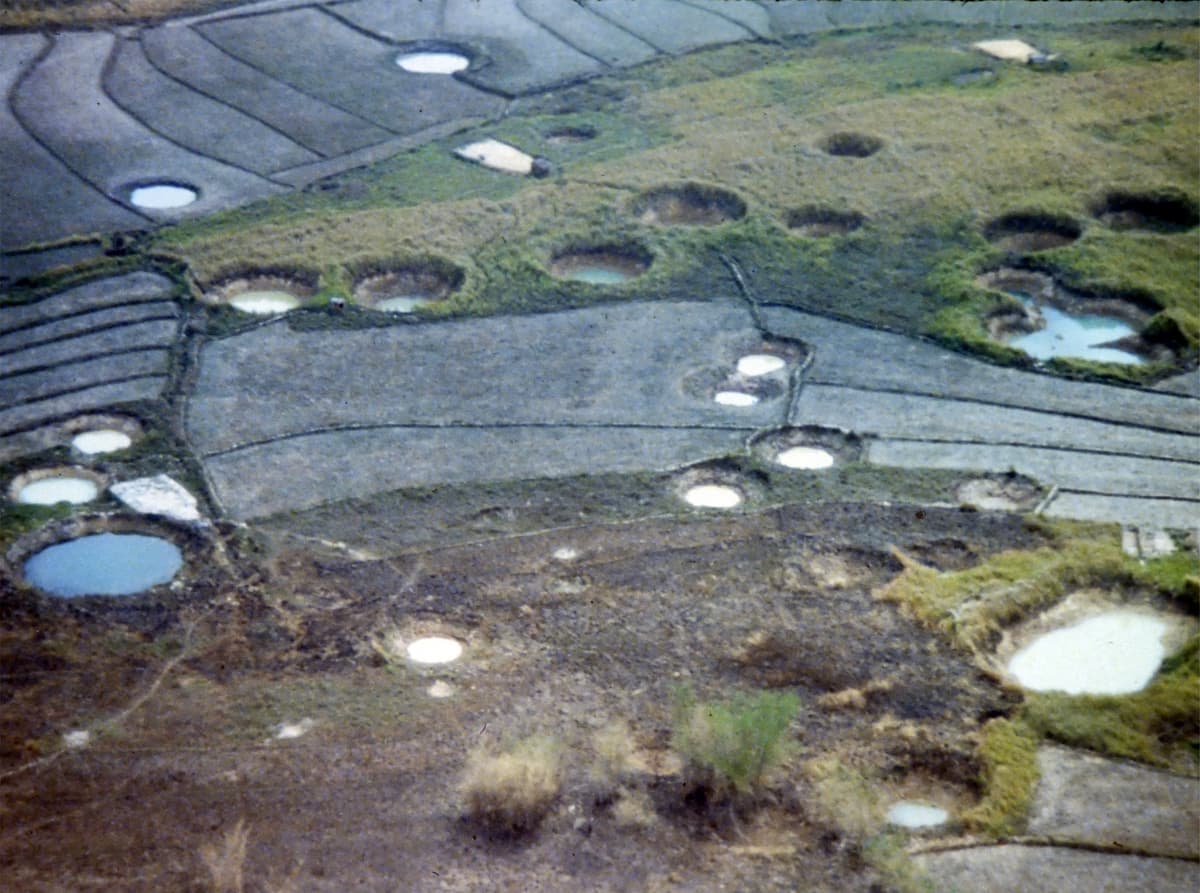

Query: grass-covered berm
<box><xmin>878</xmin><ymin>518</ymin><xmax>1200</xmax><ymax>835</ymax></box>
<box><xmin>154</xmin><ymin>21</ymin><xmax>1199</xmax><ymax>383</ymax></box>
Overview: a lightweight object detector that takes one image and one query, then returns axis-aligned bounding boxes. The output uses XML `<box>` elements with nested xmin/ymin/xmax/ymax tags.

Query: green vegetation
<box><xmin>671</xmin><ymin>686</ymin><xmax>799</xmax><ymax>801</ymax></box>
<box><xmin>140</xmin><ymin>22</ymin><xmax>1199</xmax><ymax>384</ymax></box>
<box><xmin>459</xmin><ymin>736</ymin><xmax>563</xmax><ymax>835</ymax></box>
<box><xmin>880</xmin><ymin>521</ymin><xmax>1200</xmax><ymax>832</ymax></box>
<box><xmin>962</xmin><ymin>718</ymin><xmax>1041</xmax><ymax>836</ymax></box>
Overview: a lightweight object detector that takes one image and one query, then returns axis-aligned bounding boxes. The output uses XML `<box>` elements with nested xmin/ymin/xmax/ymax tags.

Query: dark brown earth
<box><xmin>0</xmin><ymin>502</ymin><xmax>1037</xmax><ymax>892</ymax></box>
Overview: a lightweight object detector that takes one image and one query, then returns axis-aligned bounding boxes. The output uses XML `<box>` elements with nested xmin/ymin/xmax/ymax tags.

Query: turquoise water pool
<box><xmin>1008</xmin><ymin>297</ymin><xmax>1143</xmax><ymax>365</ymax></box>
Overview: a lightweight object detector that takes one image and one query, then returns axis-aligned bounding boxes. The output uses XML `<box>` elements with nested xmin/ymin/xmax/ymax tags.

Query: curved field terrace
<box><xmin>0</xmin><ymin>4</ymin><xmax>1197</xmax><ymax>893</ymax></box>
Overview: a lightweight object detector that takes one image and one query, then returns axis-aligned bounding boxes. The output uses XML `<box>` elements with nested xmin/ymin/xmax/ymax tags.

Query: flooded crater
<box><xmin>11</xmin><ymin>467</ymin><xmax>106</xmax><ymax>506</ymax></box>
<box><xmin>979</xmin><ymin>268</ymin><xmax>1155</xmax><ymax>365</ymax></box>
<box><xmin>548</xmin><ymin>244</ymin><xmax>651</xmax><ymax>284</ymax></box>
<box><xmin>998</xmin><ymin>592</ymin><xmax>1196</xmax><ymax>695</ymax></box>
<box><xmin>752</xmin><ymin>426</ymin><xmax>862</xmax><ymax>470</ymax></box>
<box><xmin>126</xmin><ymin>181</ymin><xmax>198</xmax><ymax>210</ymax></box>
<box><xmin>633</xmin><ymin>183</ymin><xmax>746</xmax><ymax>226</ymax></box>
<box><xmin>353</xmin><ymin>261</ymin><xmax>463</xmax><ymax>312</ymax></box>
<box><xmin>395</xmin><ymin>49</ymin><xmax>470</xmax><ymax>75</ymax></box>
<box><xmin>206</xmin><ymin>272</ymin><xmax>317</xmax><ymax>315</ymax></box>
<box><xmin>23</xmin><ymin>532</ymin><xmax>183</xmax><ymax>598</ymax></box>
<box><xmin>64</xmin><ymin>414</ymin><xmax>143</xmax><ymax>456</ymax></box>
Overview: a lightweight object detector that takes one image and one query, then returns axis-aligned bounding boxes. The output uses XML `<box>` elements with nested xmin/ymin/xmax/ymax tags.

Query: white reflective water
<box><xmin>72</xmin><ymin>429</ymin><xmax>132</xmax><ymax>454</ymax></box>
<box><xmin>396</xmin><ymin>51</ymin><xmax>470</xmax><ymax>74</ymax></box>
<box><xmin>1007</xmin><ymin>611</ymin><xmax>1169</xmax><ymax>694</ymax></box>
<box><xmin>887</xmin><ymin>801</ymin><xmax>949</xmax><ymax>828</ymax></box>
<box><xmin>776</xmin><ymin>446</ymin><xmax>835</xmax><ymax>470</ymax></box>
<box><xmin>228</xmin><ymin>290</ymin><xmax>302</xmax><ymax>314</ymax></box>
<box><xmin>375</xmin><ymin>295</ymin><xmax>433</xmax><ymax>313</ymax></box>
<box><xmin>18</xmin><ymin>477</ymin><xmax>99</xmax><ymax>505</ymax></box>
<box><xmin>737</xmin><ymin>354</ymin><xmax>786</xmax><ymax>376</ymax></box>
<box><xmin>684</xmin><ymin>484</ymin><xmax>743</xmax><ymax>509</ymax></box>
<box><xmin>129</xmin><ymin>184</ymin><xmax>197</xmax><ymax>209</ymax></box>
<box><xmin>407</xmin><ymin>636</ymin><xmax>464</xmax><ymax>664</ymax></box>
<box><xmin>714</xmin><ymin>391</ymin><xmax>758</xmax><ymax>407</ymax></box>
<box><xmin>569</xmin><ymin>266</ymin><xmax>630</xmax><ymax>285</ymax></box>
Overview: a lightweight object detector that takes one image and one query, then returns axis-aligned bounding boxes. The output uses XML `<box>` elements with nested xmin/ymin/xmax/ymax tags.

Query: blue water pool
<box><xmin>1008</xmin><ymin>298</ymin><xmax>1143</xmax><ymax>365</ymax></box>
<box><xmin>24</xmin><ymin>533</ymin><xmax>183</xmax><ymax>597</ymax></box>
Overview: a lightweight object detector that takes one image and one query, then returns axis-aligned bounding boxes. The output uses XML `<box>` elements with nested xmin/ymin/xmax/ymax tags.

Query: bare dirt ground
<box><xmin>0</xmin><ymin>502</ymin><xmax>1037</xmax><ymax>892</ymax></box>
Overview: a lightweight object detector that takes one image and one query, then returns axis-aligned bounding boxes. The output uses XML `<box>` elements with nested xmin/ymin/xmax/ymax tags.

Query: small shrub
<box><xmin>671</xmin><ymin>687</ymin><xmax>800</xmax><ymax>801</ymax></box>
<box><xmin>460</xmin><ymin>736</ymin><xmax>562</xmax><ymax>835</ymax></box>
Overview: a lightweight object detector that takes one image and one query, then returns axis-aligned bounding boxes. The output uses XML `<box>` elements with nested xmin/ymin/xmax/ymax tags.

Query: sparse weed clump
<box><xmin>199</xmin><ymin>818</ymin><xmax>249</xmax><ymax>893</ymax></box>
<box><xmin>671</xmin><ymin>686</ymin><xmax>800</xmax><ymax>803</ymax></box>
<box><xmin>460</xmin><ymin>736</ymin><xmax>562</xmax><ymax>835</ymax></box>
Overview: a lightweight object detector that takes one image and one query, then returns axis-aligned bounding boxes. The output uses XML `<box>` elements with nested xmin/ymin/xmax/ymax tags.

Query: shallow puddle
<box><xmin>1007</xmin><ymin>611</ymin><xmax>1169</xmax><ymax>694</ymax></box>
<box><xmin>374</xmin><ymin>296</ymin><xmax>433</xmax><ymax>313</ymax></box>
<box><xmin>17</xmin><ymin>476</ymin><xmax>99</xmax><ymax>505</ymax></box>
<box><xmin>684</xmin><ymin>484</ymin><xmax>743</xmax><ymax>509</ymax></box>
<box><xmin>407</xmin><ymin>636</ymin><xmax>463</xmax><ymax>664</ymax></box>
<box><xmin>227</xmin><ymin>290</ymin><xmax>302</xmax><ymax>314</ymax></box>
<box><xmin>1008</xmin><ymin>297</ymin><xmax>1142</xmax><ymax>365</ymax></box>
<box><xmin>737</xmin><ymin>354</ymin><xmax>786</xmax><ymax>376</ymax></box>
<box><xmin>714</xmin><ymin>391</ymin><xmax>758</xmax><ymax>407</ymax></box>
<box><xmin>71</xmin><ymin>429</ymin><xmax>132</xmax><ymax>455</ymax></box>
<box><xmin>567</xmin><ymin>266</ymin><xmax>631</xmax><ymax>285</ymax></box>
<box><xmin>24</xmin><ymin>533</ymin><xmax>183</xmax><ymax>597</ymax></box>
<box><xmin>887</xmin><ymin>801</ymin><xmax>949</xmax><ymax>829</ymax></box>
<box><xmin>396</xmin><ymin>51</ymin><xmax>469</xmax><ymax>74</ymax></box>
<box><xmin>776</xmin><ymin>446</ymin><xmax>834</xmax><ymax>470</ymax></box>
<box><xmin>129</xmin><ymin>183</ymin><xmax>197</xmax><ymax>209</ymax></box>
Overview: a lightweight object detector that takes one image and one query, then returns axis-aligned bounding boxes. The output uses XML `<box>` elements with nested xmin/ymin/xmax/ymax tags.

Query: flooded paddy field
<box><xmin>0</xmin><ymin>3</ymin><xmax>1197</xmax><ymax>891</ymax></box>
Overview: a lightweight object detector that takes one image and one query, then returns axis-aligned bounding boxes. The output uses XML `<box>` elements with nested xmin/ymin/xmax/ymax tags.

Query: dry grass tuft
<box><xmin>460</xmin><ymin>736</ymin><xmax>562</xmax><ymax>835</ymax></box>
<box><xmin>199</xmin><ymin>818</ymin><xmax>249</xmax><ymax>893</ymax></box>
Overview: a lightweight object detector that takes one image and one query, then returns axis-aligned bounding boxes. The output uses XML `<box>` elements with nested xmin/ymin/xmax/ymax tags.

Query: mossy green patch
<box><xmin>962</xmin><ymin>718</ymin><xmax>1041</xmax><ymax>836</ymax></box>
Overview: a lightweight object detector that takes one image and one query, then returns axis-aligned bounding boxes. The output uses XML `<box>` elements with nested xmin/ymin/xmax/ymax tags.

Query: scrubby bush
<box><xmin>671</xmin><ymin>687</ymin><xmax>800</xmax><ymax>802</ymax></box>
<box><xmin>460</xmin><ymin>736</ymin><xmax>562</xmax><ymax>835</ymax></box>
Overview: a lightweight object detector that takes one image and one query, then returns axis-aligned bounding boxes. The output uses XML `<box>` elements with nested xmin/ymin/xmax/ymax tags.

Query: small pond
<box><xmin>1007</xmin><ymin>611</ymin><xmax>1170</xmax><ymax>695</ymax></box>
<box><xmin>684</xmin><ymin>484</ymin><xmax>743</xmax><ymax>509</ymax></box>
<box><xmin>714</xmin><ymin>391</ymin><xmax>759</xmax><ymax>407</ymax></box>
<box><xmin>407</xmin><ymin>636</ymin><xmax>464</xmax><ymax>664</ymax></box>
<box><xmin>17</xmin><ymin>476</ymin><xmax>100</xmax><ymax>505</ymax></box>
<box><xmin>396</xmin><ymin>52</ymin><xmax>469</xmax><ymax>74</ymax></box>
<box><xmin>1006</xmin><ymin>294</ymin><xmax>1143</xmax><ymax>365</ymax></box>
<box><xmin>567</xmin><ymin>265</ymin><xmax>632</xmax><ymax>285</ymax></box>
<box><xmin>72</xmin><ymin>429</ymin><xmax>132</xmax><ymax>455</ymax></box>
<box><xmin>886</xmin><ymin>801</ymin><xmax>949</xmax><ymax>829</ymax></box>
<box><xmin>129</xmin><ymin>183</ymin><xmax>198</xmax><ymax>210</ymax></box>
<box><xmin>227</xmin><ymin>290</ymin><xmax>303</xmax><ymax>314</ymax></box>
<box><xmin>24</xmin><ymin>532</ymin><xmax>183</xmax><ymax>597</ymax></box>
<box><xmin>776</xmin><ymin>446</ymin><xmax>835</xmax><ymax>470</ymax></box>
<box><xmin>736</xmin><ymin>354</ymin><xmax>786</xmax><ymax>377</ymax></box>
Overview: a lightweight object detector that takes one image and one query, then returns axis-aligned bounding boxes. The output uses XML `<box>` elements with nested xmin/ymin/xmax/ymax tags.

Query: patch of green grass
<box><xmin>1022</xmin><ymin>635</ymin><xmax>1199</xmax><ymax>767</ymax></box>
<box><xmin>145</xmin><ymin>21</ymin><xmax>1198</xmax><ymax>381</ymax></box>
<box><xmin>877</xmin><ymin>529</ymin><xmax>1134</xmax><ymax>652</ymax></box>
<box><xmin>881</xmin><ymin>525</ymin><xmax>1200</xmax><ymax>825</ymax></box>
<box><xmin>671</xmin><ymin>685</ymin><xmax>799</xmax><ymax>800</ymax></box>
<box><xmin>962</xmin><ymin>718</ymin><xmax>1041</xmax><ymax>836</ymax></box>
<box><xmin>0</xmin><ymin>502</ymin><xmax>73</xmax><ymax>551</ymax></box>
